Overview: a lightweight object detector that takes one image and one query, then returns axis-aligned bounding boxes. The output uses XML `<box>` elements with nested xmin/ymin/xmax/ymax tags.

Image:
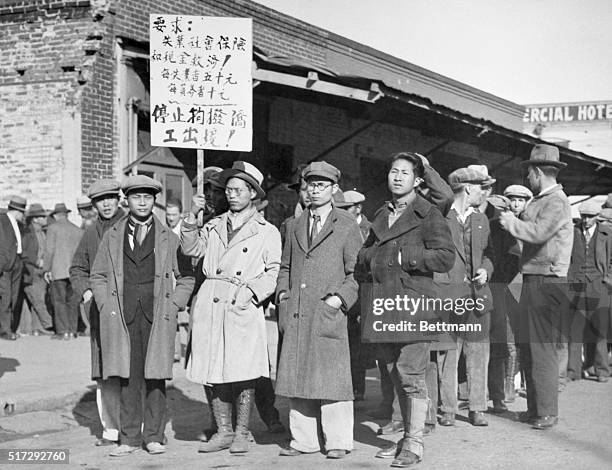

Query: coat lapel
<box><xmin>227</xmin><ymin>211</ymin><xmax>263</xmax><ymax>249</ymax></box>
<box><xmin>213</xmin><ymin>214</ymin><xmax>229</xmax><ymax>250</ymax></box>
<box><xmin>308</xmin><ymin>209</ymin><xmax>336</xmax><ymax>252</ymax></box>
<box><xmin>447</xmin><ymin>213</ymin><xmax>466</xmax><ymax>264</ymax></box>
<box><xmin>108</xmin><ymin>219</ymin><xmax>126</xmax><ymax>313</ymax></box>
<box><xmin>293</xmin><ymin>211</ymin><xmax>310</xmax><ymax>253</ymax></box>
<box><xmin>154</xmin><ymin>217</ymin><xmax>169</xmax><ymax>316</ymax></box>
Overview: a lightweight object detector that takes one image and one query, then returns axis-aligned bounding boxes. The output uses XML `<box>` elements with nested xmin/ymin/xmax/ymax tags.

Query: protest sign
<box><xmin>150</xmin><ymin>15</ymin><xmax>252</xmax><ymax>151</ymax></box>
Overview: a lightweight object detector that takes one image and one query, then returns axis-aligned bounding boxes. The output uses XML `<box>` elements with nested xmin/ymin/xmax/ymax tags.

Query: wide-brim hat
<box><xmin>51</xmin><ymin>202</ymin><xmax>71</xmax><ymax>215</ymax></box>
<box><xmin>26</xmin><ymin>203</ymin><xmax>48</xmax><ymax>218</ymax></box>
<box><xmin>122</xmin><ymin>175</ymin><xmax>163</xmax><ymax>195</ymax></box>
<box><xmin>191</xmin><ymin>166</ymin><xmax>224</xmax><ymax>189</ymax></box>
<box><xmin>521</xmin><ymin>144</ymin><xmax>567</xmax><ymax>169</ymax></box>
<box><xmin>219</xmin><ymin>161</ymin><xmax>266</xmax><ymax>199</ymax></box>
<box><xmin>8</xmin><ymin>195</ymin><xmax>26</xmax><ymax>212</ymax></box>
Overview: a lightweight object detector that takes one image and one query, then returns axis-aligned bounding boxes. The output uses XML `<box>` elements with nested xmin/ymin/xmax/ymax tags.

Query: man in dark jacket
<box><xmin>356</xmin><ymin>153</ymin><xmax>455</xmax><ymax>468</ymax></box>
<box><xmin>566</xmin><ymin>200</ymin><xmax>612</xmax><ymax>382</ymax></box>
<box><xmin>0</xmin><ymin>196</ymin><xmax>27</xmax><ymax>340</ymax></box>
<box><xmin>276</xmin><ymin>161</ymin><xmax>362</xmax><ymax>460</ymax></box>
<box><xmin>70</xmin><ymin>179</ymin><xmax>125</xmax><ymax>447</ymax></box>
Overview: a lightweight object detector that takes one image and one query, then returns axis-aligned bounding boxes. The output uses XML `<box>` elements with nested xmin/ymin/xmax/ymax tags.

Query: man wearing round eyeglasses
<box><xmin>275</xmin><ymin>161</ymin><xmax>363</xmax><ymax>460</ymax></box>
<box><xmin>181</xmin><ymin>161</ymin><xmax>281</xmax><ymax>455</ymax></box>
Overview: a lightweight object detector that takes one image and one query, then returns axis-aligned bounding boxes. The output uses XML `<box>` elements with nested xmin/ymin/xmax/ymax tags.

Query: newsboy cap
<box><xmin>447</xmin><ymin>167</ymin><xmax>489</xmax><ymax>190</ymax></box>
<box><xmin>76</xmin><ymin>195</ymin><xmax>93</xmax><ymax>210</ymax></box>
<box><xmin>8</xmin><ymin>195</ymin><xmax>27</xmax><ymax>212</ymax></box>
<box><xmin>503</xmin><ymin>184</ymin><xmax>533</xmax><ymax>199</ymax></box>
<box><xmin>335</xmin><ymin>190</ymin><xmax>365</xmax><ymax>208</ymax></box>
<box><xmin>87</xmin><ymin>179</ymin><xmax>121</xmax><ymax>199</ymax></box>
<box><xmin>603</xmin><ymin>193</ymin><xmax>612</xmax><ymax>209</ymax></box>
<box><xmin>521</xmin><ymin>144</ymin><xmax>567</xmax><ymax>169</ymax></box>
<box><xmin>122</xmin><ymin>175</ymin><xmax>163</xmax><ymax>195</ymax></box>
<box><xmin>467</xmin><ymin>164</ymin><xmax>496</xmax><ymax>186</ymax></box>
<box><xmin>579</xmin><ymin>200</ymin><xmax>601</xmax><ymax>217</ymax></box>
<box><xmin>303</xmin><ymin>161</ymin><xmax>341</xmax><ymax>184</ymax></box>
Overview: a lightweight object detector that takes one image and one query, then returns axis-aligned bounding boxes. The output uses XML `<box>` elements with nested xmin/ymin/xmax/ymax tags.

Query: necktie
<box><xmin>584</xmin><ymin>230</ymin><xmax>592</xmax><ymax>246</ymax></box>
<box><xmin>309</xmin><ymin>214</ymin><xmax>321</xmax><ymax>248</ymax></box>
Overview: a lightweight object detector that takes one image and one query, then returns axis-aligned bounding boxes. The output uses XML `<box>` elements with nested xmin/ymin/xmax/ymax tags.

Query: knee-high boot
<box><xmin>230</xmin><ymin>384</ymin><xmax>254</xmax><ymax>454</ymax></box>
<box><xmin>392</xmin><ymin>397</ymin><xmax>428</xmax><ymax>468</ymax></box>
<box><xmin>198</xmin><ymin>384</ymin><xmax>234</xmax><ymax>453</ymax></box>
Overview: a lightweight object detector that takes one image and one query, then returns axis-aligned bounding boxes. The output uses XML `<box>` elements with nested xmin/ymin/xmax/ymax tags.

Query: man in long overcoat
<box><xmin>356</xmin><ymin>152</ymin><xmax>455</xmax><ymax>468</ymax></box>
<box><xmin>90</xmin><ymin>175</ymin><xmax>194</xmax><ymax>456</ymax></box>
<box><xmin>70</xmin><ymin>179</ymin><xmax>125</xmax><ymax>447</ymax></box>
<box><xmin>275</xmin><ymin>161</ymin><xmax>362</xmax><ymax>460</ymax></box>
<box><xmin>181</xmin><ymin>161</ymin><xmax>281</xmax><ymax>454</ymax></box>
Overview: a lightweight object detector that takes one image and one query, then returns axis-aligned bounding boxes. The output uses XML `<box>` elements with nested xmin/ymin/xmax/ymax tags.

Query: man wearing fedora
<box><xmin>181</xmin><ymin>161</ymin><xmax>281</xmax><ymax>455</ymax></box>
<box><xmin>77</xmin><ymin>196</ymin><xmax>97</xmax><ymax>229</ymax></box>
<box><xmin>566</xmin><ymin>200</ymin><xmax>612</xmax><ymax>383</ymax></box>
<box><xmin>91</xmin><ymin>175</ymin><xmax>194</xmax><ymax>456</ymax></box>
<box><xmin>275</xmin><ymin>161</ymin><xmax>362</xmax><ymax>460</ymax></box>
<box><xmin>22</xmin><ymin>203</ymin><xmax>54</xmax><ymax>336</ymax></box>
<box><xmin>0</xmin><ymin>196</ymin><xmax>27</xmax><ymax>340</ymax></box>
<box><xmin>43</xmin><ymin>202</ymin><xmax>83</xmax><ymax>340</ymax></box>
<box><xmin>499</xmin><ymin>144</ymin><xmax>573</xmax><ymax>430</ymax></box>
<box><xmin>70</xmin><ymin>179</ymin><xmax>126</xmax><ymax>447</ymax></box>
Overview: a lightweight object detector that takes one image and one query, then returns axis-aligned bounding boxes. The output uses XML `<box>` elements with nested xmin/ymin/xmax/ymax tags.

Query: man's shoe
<box><xmin>0</xmin><ymin>332</ymin><xmax>17</xmax><ymax>341</ymax></box>
<box><xmin>391</xmin><ymin>447</ymin><xmax>421</xmax><ymax>468</ymax></box>
<box><xmin>109</xmin><ymin>444</ymin><xmax>139</xmax><ymax>457</ymax></box>
<box><xmin>439</xmin><ymin>412</ymin><xmax>455</xmax><ymax>426</ymax></box>
<box><xmin>95</xmin><ymin>438</ymin><xmax>117</xmax><ymax>447</ymax></box>
<box><xmin>492</xmin><ymin>400</ymin><xmax>508</xmax><ymax>413</ymax></box>
<box><xmin>469</xmin><ymin>411</ymin><xmax>488</xmax><ymax>426</ymax></box>
<box><xmin>229</xmin><ymin>432</ymin><xmax>250</xmax><ymax>454</ymax></box>
<box><xmin>378</xmin><ymin>420</ymin><xmax>404</xmax><ymax>435</ymax></box>
<box><xmin>145</xmin><ymin>442</ymin><xmax>166</xmax><ymax>454</ymax></box>
<box><xmin>35</xmin><ymin>328</ymin><xmax>54</xmax><ymax>336</ymax></box>
<box><xmin>423</xmin><ymin>423</ymin><xmax>436</xmax><ymax>436</ymax></box>
<box><xmin>597</xmin><ymin>376</ymin><xmax>609</xmax><ymax>383</ymax></box>
<box><xmin>518</xmin><ymin>411</ymin><xmax>537</xmax><ymax>424</ymax></box>
<box><xmin>197</xmin><ymin>427</ymin><xmax>217</xmax><ymax>442</ymax></box>
<box><xmin>326</xmin><ymin>449</ymin><xmax>347</xmax><ymax>459</ymax></box>
<box><xmin>198</xmin><ymin>432</ymin><xmax>234</xmax><ymax>453</ymax></box>
<box><xmin>267</xmin><ymin>421</ymin><xmax>286</xmax><ymax>434</ymax></box>
<box><xmin>279</xmin><ymin>445</ymin><xmax>304</xmax><ymax>456</ymax></box>
<box><xmin>62</xmin><ymin>332</ymin><xmax>72</xmax><ymax>340</ymax></box>
<box><xmin>532</xmin><ymin>416</ymin><xmax>558</xmax><ymax>430</ymax></box>
<box><xmin>375</xmin><ymin>442</ymin><xmax>398</xmax><ymax>459</ymax></box>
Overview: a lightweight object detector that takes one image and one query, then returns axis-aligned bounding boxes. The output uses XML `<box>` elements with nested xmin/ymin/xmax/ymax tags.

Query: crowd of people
<box><xmin>1</xmin><ymin>142</ymin><xmax>610</xmax><ymax>467</ymax></box>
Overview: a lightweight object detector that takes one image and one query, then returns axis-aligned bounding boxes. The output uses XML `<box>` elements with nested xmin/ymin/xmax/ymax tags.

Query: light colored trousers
<box><xmin>96</xmin><ymin>377</ymin><xmax>121</xmax><ymax>441</ymax></box>
<box><xmin>289</xmin><ymin>398</ymin><xmax>353</xmax><ymax>452</ymax></box>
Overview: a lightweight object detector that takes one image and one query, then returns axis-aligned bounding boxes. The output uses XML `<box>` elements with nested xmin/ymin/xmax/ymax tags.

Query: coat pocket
<box><xmin>314</xmin><ymin>301</ymin><xmax>346</xmax><ymax>340</ymax></box>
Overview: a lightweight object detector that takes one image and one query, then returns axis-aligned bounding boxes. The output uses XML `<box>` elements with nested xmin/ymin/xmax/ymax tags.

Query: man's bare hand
<box><xmin>190</xmin><ymin>194</ymin><xmax>207</xmax><ymax>216</ymax></box>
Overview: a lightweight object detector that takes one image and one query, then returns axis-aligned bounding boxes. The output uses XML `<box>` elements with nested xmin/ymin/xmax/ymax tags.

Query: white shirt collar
<box><xmin>451</xmin><ymin>202</ymin><xmax>475</xmax><ymax>224</ymax></box>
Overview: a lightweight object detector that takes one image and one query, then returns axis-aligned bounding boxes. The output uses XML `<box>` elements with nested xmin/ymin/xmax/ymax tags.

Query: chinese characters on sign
<box><xmin>150</xmin><ymin>15</ymin><xmax>252</xmax><ymax>151</ymax></box>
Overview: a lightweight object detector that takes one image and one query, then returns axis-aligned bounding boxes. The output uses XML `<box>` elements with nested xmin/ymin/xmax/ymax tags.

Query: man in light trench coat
<box><xmin>181</xmin><ymin>161</ymin><xmax>281</xmax><ymax>455</ymax></box>
<box><xmin>275</xmin><ymin>161</ymin><xmax>363</xmax><ymax>460</ymax></box>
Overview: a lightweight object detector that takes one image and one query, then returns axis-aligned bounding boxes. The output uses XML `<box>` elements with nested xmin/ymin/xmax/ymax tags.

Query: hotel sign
<box><xmin>524</xmin><ymin>102</ymin><xmax>612</xmax><ymax>123</ymax></box>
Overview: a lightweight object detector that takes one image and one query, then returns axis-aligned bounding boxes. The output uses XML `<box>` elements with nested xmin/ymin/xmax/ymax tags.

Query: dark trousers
<box><xmin>120</xmin><ymin>312</ymin><xmax>167</xmax><ymax>447</ymax></box>
<box><xmin>254</xmin><ymin>377</ymin><xmax>280</xmax><ymax>426</ymax></box>
<box><xmin>51</xmin><ymin>279</ymin><xmax>78</xmax><ymax>334</ymax></box>
<box><xmin>379</xmin><ymin>342</ymin><xmax>430</xmax><ymax>401</ymax></box>
<box><xmin>348</xmin><ymin>316</ymin><xmax>366</xmax><ymax>396</ymax></box>
<box><xmin>23</xmin><ymin>272</ymin><xmax>53</xmax><ymax>330</ymax></box>
<box><xmin>519</xmin><ymin>275</ymin><xmax>569</xmax><ymax>417</ymax></box>
<box><xmin>0</xmin><ymin>257</ymin><xmax>23</xmax><ymax>335</ymax></box>
<box><xmin>567</xmin><ymin>281</ymin><xmax>610</xmax><ymax>379</ymax></box>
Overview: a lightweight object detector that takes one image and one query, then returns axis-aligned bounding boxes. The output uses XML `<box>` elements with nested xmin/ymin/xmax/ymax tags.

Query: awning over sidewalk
<box><xmin>252</xmin><ymin>50</ymin><xmax>612</xmax><ymax>195</ymax></box>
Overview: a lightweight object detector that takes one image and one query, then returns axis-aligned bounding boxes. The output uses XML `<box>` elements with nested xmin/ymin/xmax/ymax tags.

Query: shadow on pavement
<box><xmin>0</xmin><ymin>357</ymin><xmax>20</xmax><ymax>379</ymax></box>
<box><xmin>70</xmin><ymin>386</ymin><xmax>100</xmax><ymax>439</ymax></box>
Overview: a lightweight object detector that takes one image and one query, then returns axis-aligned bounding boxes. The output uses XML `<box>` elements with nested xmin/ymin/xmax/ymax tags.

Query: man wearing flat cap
<box><xmin>182</xmin><ymin>161</ymin><xmax>281</xmax><ymax>454</ymax></box>
<box><xmin>43</xmin><ymin>202</ymin><xmax>83</xmax><ymax>340</ymax></box>
<box><xmin>499</xmin><ymin>144</ymin><xmax>573</xmax><ymax>430</ymax></box>
<box><xmin>91</xmin><ymin>175</ymin><xmax>194</xmax><ymax>457</ymax></box>
<box><xmin>566</xmin><ymin>200</ymin><xmax>612</xmax><ymax>383</ymax></box>
<box><xmin>274</xmin><ymin>160</ymin><xmax>362</xmax><ymax>460</ymax></box>
<box><xmin>70</xmin><ymin>179</ymin><xmax>126</xmax><ymax>447</ymax></box>
<box><xmin>355</xmin><ymin>152</ymin><xmax>455</xmax><ymax>467</ymax></box>
<box><xmin>0</xmin><ymin>196</ymin><xmax>27</xmax><ymax>340</ymax></box>
<box><xmin>77</xmin><ymin>196</ymin><xmax>97</xmax><ymax>229</ymax></box>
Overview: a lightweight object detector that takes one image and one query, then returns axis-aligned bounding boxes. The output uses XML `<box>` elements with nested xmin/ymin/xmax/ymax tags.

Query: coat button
<box><xmin>165</xmin><ymin>273</ymin><xmax>170</xmax><ymax>278</ymax></box>
<box><xmin>111</xmin><ymin>290</ymin><xmax>117</xmax><ymax>296</ymax></box>
<box><xmin>165</xmin><ymin>293</ymin><xmax>170</xmax><ymax>298</ymax></box>
<box><xmin>231</xmin><ymin>300</ymin><xmax>236</xmax><ymax>305</ymax></box>
<box><xmin>300</xmin><ymin>283</ymin><xmax>306</xmax><ymax>289</ymax></box>
<box><xmin>213</xmin><ymin>297</ymin><xmax>219</xmax><ymax>303</ymax></box>
<box><xmin>243</xmin><ymin>247</ymin><xmax>248</xmax><ymax>252</ymax></box>
<box><xmin>216</xmin><ymin>268</ymin><xmax>222</xmax><ymax>274</ymax></box>
<box><xmin>236</xmin><ymin>271</ymin><xmax>242</xmax><ymax>275</ymax></box>
<box><xmin>388</xmin><ymin>261</ymin><xmax>392</xmax><ymax>266</ymax></box>
<box><xmin>293</xmin><ymin>313</ymin><xmax>299</xmax><ymax>318</ymax></box>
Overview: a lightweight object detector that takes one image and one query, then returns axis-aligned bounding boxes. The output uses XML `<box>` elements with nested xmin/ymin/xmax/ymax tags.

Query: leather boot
<box><xmin>391</xmin><ymin>397</ymin><xmax>428</xmax><ymax>467</ymax></box>
<box><xmin>199</xmin><ymin>386</ymin><xmax>234</xmax><ymax>453</ymax></box>
<box><xmin>230</xmin><ymin>386</ymin><xmax>254</xmax><ymax>454</ymax></box>
<box><xmin>199</xmin><ymin>385</ymin><xmax>218</xmax><ymax>442</ymax></box>
<box><xmin>504</xmin><ymin>352</ymin><xmax>517</xmax><ymax>403</ymax></box>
